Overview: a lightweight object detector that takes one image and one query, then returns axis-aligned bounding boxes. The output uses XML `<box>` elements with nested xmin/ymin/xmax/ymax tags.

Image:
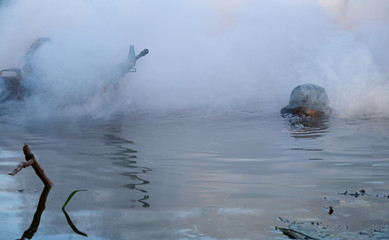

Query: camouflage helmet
<box><xmin>281</xmin><ymin>84</ymin><xmax>330</xmax><ymax>114</ymax></box>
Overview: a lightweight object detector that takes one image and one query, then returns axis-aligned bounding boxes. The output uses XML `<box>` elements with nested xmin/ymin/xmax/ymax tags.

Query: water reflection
<box><xmin>18</xmin><ymin>186</ymin><xmax>51</xmax><ymax>240</ymax></box>
<box><xmin>102</xmin><ymin>134</ymin><xmax>151</xmax><ymax>208</ymax></box>
<box><xmin>284</xmin><ymin>114</ymin><xmax>330</xmax><ymax>139</ymax></box>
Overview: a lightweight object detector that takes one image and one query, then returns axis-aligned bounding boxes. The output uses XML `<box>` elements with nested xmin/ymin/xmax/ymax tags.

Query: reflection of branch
<box><xmin>19</xmin><ymin>185</ymin><xmax>52</xmax><ymax>240</ymax></box>
<box><xmin>62</xmin><ymin>190</ymin><xmax>88</xmax><ymax>237</ymax></box>
<box><xmin>9</xmin><ymin>144</ymin><xmax>53</xmax><ymax>186</ymax></box>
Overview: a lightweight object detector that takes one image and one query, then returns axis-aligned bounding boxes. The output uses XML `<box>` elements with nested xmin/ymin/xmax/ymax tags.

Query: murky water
<box><xmin>0</xmin><ymin>106</ymin><xmax>389</xmax><ymax>240</ymax></box>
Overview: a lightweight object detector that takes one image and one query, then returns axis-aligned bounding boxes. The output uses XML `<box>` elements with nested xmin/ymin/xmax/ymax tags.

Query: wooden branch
<box><xmin>9</xmin><ymin>144</ymin><xmax>53</xmax><ymax>186</ymax></box>
<box><xmin>9</xmin><ymin>160</ymin><xmax>34</xmax><ymax>176</ymax></box>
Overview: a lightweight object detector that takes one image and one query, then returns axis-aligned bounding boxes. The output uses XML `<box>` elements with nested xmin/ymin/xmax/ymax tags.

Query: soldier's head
<box><xmin>281</xmin><ymin>84</ymin><xmax>330</xmax><ymax>117</ymax></box>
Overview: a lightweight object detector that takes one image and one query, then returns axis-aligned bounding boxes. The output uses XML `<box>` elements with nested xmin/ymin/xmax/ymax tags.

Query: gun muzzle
<box><xmin>135</xmin><ymin>49</ymin><xmax>149</xmax><ymax>61</ymax></box>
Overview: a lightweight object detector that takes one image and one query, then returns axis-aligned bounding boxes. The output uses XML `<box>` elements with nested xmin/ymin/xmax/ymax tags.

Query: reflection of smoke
<box><xmin>103</xmin><ymin>134</ymin><xmax>151</xmax><ymax>208</ymax></box>
<box><xmin>0</xmin><ymin>0</ymin><xmax>388</xmax><ymax>118</ymax></box>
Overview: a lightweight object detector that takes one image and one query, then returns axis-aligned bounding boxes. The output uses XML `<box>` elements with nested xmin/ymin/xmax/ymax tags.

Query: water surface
<box><xmin>0</xmin><ymin>107</ymin><xmax>388</xmax><ymax>239</ymax></box>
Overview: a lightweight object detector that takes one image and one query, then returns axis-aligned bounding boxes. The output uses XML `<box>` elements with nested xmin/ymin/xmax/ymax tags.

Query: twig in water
<box><xmin>9</xmin><ymin>144</ymin><xmax>53</xmax><ymax>186</ymax></box>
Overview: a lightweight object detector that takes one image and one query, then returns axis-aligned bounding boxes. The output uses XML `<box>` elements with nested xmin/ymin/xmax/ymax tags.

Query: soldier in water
<box><xmin>281</xmin><ymin>84</ymin><xmax>330</xmax><ymax>118</ymax></box>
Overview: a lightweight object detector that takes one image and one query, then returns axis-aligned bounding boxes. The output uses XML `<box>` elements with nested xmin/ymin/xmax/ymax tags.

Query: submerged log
<box><xmin>9</xmin><ymin>144</ymin><xmax>52</xmax><ymax>186</ymax></box>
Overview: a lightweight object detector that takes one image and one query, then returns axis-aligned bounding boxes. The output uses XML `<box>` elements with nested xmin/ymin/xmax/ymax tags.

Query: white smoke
<box><xmin>307</xmin><ymin>0</ymin><xmax>389</xmax><ymax>117</ymax></box>
<box><xmin>0</xmin><ymin>0</ymin><xmax>388</xmax><ymax>118</ymax></box>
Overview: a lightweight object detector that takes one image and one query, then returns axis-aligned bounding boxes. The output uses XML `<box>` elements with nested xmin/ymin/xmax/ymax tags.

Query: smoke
<box><xmin>0</xmin><ymin>0</ymin><xmax>388</xmax><ymax>119</ymax></box>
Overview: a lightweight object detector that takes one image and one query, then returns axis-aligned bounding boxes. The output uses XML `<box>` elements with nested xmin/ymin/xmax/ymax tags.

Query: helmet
<box><xmin>281</xmin><ymin>84</ymin><xmax>330</xmax><ymax>115</ymax></box>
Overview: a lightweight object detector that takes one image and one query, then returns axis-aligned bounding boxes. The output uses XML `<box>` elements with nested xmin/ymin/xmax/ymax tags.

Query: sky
<box><xmin>0</xmin><ymin>0</ymin><xmax>388</xmax><ymax>118</ymax></box>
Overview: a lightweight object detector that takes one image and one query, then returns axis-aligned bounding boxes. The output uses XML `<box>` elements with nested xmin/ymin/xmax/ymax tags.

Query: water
<box><xmin>0</xmin><ymin>106</ymin><xmax>388</xmax><ymax>240</ymax></box>
<box><xmin>1</xmin><ymin>0</ymin><xmax>389</xmax><ymax>239</ymax></box>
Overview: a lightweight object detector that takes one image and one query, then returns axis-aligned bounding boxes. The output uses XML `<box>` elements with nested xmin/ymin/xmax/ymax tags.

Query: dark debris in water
<box><xmin>338</xmin><ymin>189</ymin><xmax>389</xmax><ymax>199</ymax></box>
<box><xmin>327</xmin><ymin>206</ymin><xmax>334</xmax><ymax>215</ymax></box>
<box><xmin>276</xmin><ymin>218</ymin><xmax>326</xmax><ymax>240</ymax></box>
<box><xmin>276</xmin><ymin>226</ymin><xmax>320</xmax><ymax>240</ymax></box>
<box><xmin>276</xmin><ymin>217</ymin><xmax>389</xmax><ymax>240</ymax></box>
<box><xmin>277</xmin><ymin>189</ymin><xmax>389</xmax><ymax>239</ymax></box>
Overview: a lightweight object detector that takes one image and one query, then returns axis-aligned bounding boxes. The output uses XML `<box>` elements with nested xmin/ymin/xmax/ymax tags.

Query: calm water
<box><xmin>0</xmin><ymin>106</ymin><xmax>388</xmax><ymax>240</ymax></box>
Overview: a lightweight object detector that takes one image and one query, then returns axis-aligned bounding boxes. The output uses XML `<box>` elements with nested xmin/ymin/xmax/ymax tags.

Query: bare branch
<box><xmin>9</xmin><ymin>160</ymin><xmax>34</xmax><ymax>176</ymax></box>
<box><xmin>9</xmin><ymin>144</ymin><xmax>53</xmax><ymax>186</ymax></box>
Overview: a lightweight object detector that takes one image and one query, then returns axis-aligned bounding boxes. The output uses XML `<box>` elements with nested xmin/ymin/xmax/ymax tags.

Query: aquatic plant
<box><xmin>62</xmin><ymin>190</ymin><xmax>88</xmax><ymax>237</ymax></box>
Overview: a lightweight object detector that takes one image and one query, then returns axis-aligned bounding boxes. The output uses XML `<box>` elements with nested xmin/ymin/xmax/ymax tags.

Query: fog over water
<box><xmin>0</xmin><ymin>0</ymin><xmax>388</xmax><ymax>118</ymax></box>
<box><xmin>1</xmin><ymin>2</ymin><xmax>389</xmax><ymax>239</ymax></box>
